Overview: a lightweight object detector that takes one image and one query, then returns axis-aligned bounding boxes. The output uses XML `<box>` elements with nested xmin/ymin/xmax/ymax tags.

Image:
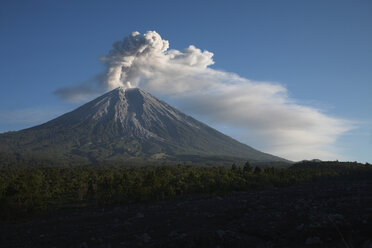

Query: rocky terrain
<box><xmin>0</xmin><ymin>87</ymin><xmax>288</xmax><ymax>166</ymax></box>
<box><xmin>1</xmin><ymin>178</ymin><xmax>371</xmax><ymax>248</ymax></box>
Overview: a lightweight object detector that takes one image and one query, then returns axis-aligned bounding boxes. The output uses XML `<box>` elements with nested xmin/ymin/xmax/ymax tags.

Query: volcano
<box><xmin>0</xmin><ymin>87</ymin><xmax>289</xmax><ymax>165</ymax></box>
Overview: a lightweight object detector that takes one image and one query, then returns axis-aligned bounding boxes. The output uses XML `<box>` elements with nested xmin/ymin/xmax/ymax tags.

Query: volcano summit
<box><xmin>0</xmin><ymin>87</ymin><xmax>288</xmax><ymax>165</ymax></box>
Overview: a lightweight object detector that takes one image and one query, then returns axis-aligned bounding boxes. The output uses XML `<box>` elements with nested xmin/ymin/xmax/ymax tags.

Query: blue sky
<box><xmin>0</xmin><ymin>0</ymin><xmax>371</xmax><ymax>162</ymax></box>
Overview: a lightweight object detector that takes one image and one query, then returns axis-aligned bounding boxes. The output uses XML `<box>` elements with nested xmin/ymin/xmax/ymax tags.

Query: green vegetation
<box><xmin>1</xmin><ymin>160</ymin><xmax>371</xmax><ymax>221</ymax></box>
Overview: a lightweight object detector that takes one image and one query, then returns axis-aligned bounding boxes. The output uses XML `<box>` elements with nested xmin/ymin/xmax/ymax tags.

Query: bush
<box><xmin>0</xmin><ymin>161</ymin><xmax>371</xmax><ymax>220</ymax></box>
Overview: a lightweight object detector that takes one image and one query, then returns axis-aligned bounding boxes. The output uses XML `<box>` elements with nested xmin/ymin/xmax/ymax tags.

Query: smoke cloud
<box><xmin>55</xmin><ymin>31</ymin><xmax>353</xmax><ymax>161</ymax></box>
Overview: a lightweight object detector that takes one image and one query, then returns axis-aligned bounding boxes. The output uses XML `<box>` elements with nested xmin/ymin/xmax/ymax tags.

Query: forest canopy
<box><xmin>1</xmin><ymin>160</ymin><xmax>371</xmax><ymax>220</ymax></box>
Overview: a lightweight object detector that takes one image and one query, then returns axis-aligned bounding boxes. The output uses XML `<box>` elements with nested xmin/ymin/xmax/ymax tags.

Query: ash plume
<box><xmin>54</xmin><ymin>31</ymin><xmax>353</xmax><ymax>161</ymax></box>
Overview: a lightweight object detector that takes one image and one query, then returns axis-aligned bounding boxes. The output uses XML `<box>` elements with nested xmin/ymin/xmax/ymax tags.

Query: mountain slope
<box><xmin>0</xmin><ymin>87</ymin><xmax>288</xmax><ymax>165</ymax></box>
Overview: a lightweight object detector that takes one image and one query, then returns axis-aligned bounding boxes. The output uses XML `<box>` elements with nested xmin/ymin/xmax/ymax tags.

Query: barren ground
<box><xmin>1</xmin><ymin>179</ymin><xmax>372</xmax><ymax>248</ymax></box>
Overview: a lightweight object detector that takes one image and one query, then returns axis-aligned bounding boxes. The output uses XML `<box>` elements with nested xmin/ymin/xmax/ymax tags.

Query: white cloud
<box><xmin>54</xmin><ymin>30</ymin><xmax>354</xmax><ymax>161</ymax></box>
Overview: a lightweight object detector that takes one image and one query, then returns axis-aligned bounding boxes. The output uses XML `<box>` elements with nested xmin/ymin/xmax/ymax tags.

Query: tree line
<box><xmin>1</xmin><ymin>160</ymin><xmax>371</xmax><ymax>220</ymax></box>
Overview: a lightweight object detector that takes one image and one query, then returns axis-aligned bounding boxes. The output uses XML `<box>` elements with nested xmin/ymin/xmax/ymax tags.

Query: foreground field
<box><xmin>1</xmin><ymin>178</ymin><xmax>372</xmax><ymax>248</ymax></box>
<box><xmin>1</xmin><ymin>161</ymin><xmax>371</xmax><ymax>247</ymax></box>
